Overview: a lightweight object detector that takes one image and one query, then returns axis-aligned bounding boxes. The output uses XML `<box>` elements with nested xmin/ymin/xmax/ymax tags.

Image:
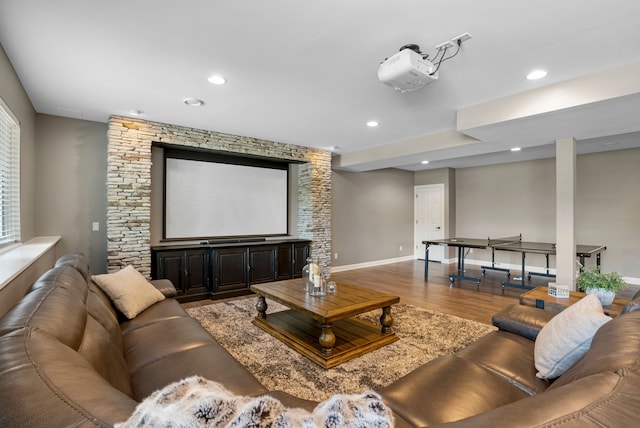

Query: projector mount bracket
<box><xmin>399</xmin><ymin>43</ymin><xmax>427</xmax><ymax>58</ymax></box>
<box><xmin>395</xmin><ymin>33</ymin><xmax>471</xmax><ymax>76</ymax></box>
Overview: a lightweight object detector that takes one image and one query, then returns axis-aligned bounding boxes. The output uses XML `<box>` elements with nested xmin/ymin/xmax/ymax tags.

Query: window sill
<box><xmin>0</xmin><ymin>236</ymin><xmax>61</xmax><ymax>291</ymax></box>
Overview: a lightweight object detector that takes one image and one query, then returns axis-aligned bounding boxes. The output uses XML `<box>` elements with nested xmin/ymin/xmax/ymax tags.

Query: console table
<box><xmin>519</xmin><ymin>286</ymin><xmax>628</xmax><ymax>317</ymax></box>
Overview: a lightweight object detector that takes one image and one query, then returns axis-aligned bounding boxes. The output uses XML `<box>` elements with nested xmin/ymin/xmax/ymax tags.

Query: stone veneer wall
<box><xmin>107</xmin><ymin>116</ymin><xmax>331</xmax><ymax>277</ymax></box>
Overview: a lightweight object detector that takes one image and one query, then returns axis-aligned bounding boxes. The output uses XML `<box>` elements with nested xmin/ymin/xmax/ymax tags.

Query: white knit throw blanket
<box><xmin>116</xmin><ymin>376</ymin><xmax>395</xmax><ymax>427</ymax></box>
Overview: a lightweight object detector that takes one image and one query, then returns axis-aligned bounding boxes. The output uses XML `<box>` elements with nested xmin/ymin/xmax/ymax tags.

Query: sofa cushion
<box><xmin>427</xmin><ymin>370</ymin><xmax>640</xmax><ymax>428</ymax></box>
<box><xmin>119</xmin><ymin>298</ymin><xmax>189</xmax><ymax>334</ymax></box>
<box><xmin>122</xmin><ymin>316</ymin><xmax>220</xmax><ymax>374</ymax></box>
<box><xmin>128</xmin><ymin>343</ymin><xmax>269</xmax><ymax>401</ymax></box>
<box><xmin>55</xmin><ymin>252</ymin><xmax>93</xmax><ymax>282</ymax></box>
<box><xmin>534</xmin><ymin>293</ymin><xmax>611</xmax><ymax>379</ymax></box>
<box><xmin>86</xmin><ymin>282</ymin><xmax>124</xmax><ymax>350</ymax></box>
<box><xmin>457</xmin><ymin>331</ymin><xmax>549</xmax><ymax>395</ymax></box>
<box><xmin>620</xmin><ymin>288</ymin><xmax>640</xmax><ymax>315</ymax></box>
<box><xmin>0</xmin><ymin>265</ymin><xmax>133</xmax><ymax>397</ymax></box>
<box><xmin>92</xmin><ymin>265</ymin><xmax>166</xmax><ymax>319</ymax></box>
<box><xmin>123</xmin><ymin>311</ymin><xmax>268</xmax><ymax>400</ymax></box>
<box><xmin>380</xmin><ymin>355</ymin><xmax>529</xmax><ymax>427</ymax></box>
<box><xmin>0</xmin><ymin>328</ymin><xmax>138</xmax><ymax>427</ymax></box>
<box><xmin>78</xmin><ymin>314</ymin><xmax>132</xmax><ymax>396</ymax></box>
<box><xmin>0</xmin><ymin>266</ymin><xmax>89</xmax><ymax>349</ymax></box>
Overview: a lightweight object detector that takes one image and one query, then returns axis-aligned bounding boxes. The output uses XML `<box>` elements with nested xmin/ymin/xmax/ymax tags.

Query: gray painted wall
<box><xmin>455</xmin><ymin>149</ymin><xmax>640</xmax><ymax>277</ymax></box>
<box><xmin>35</xmin><ymin>114</ymin><xmax>108</xmax><ymax>273</ymax></box>
<box><xmin>332</xmin><ymin>168</ymin><xmax>414</xmax><ymax>266</ymax></box>
<box><xmin>0</xmin><ymin>44</ymin><xmax>36</xmax><ymax>240</ymax></box>
<box><xmin>456</xmin><ymin>158</ymin><xmax>558</xmax><ymax>270</ymax></box>
<box><xmin>457</xmin><ymin>159</ymin><xmax>557</xmax><ymax>241</ymax></box>
<box><xmin>575</xmin><ymin>148</ymin><xmax>640</xmax><ymax>276</ymax></box>
<box><xmin>0</xmin><ymin>44</ymin><xmax>42</xmax><ymax>313</ymax></box>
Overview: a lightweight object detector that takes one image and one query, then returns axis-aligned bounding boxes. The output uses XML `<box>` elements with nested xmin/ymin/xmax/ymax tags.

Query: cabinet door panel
<box><xmin>293</xmin><ymin>243</ymin><xmax>309</xmax><ymax>278</ymax></box>
<box><xmin>213</xmin><ymin>247</ymin><xmax>247</xmax><ymax>291</ymax></box>
<box><xmin>249</xmin><ymin>246</ymin><xmax>276</xmax><ymax>284</ymax></box>
<box><xmin>276</xmin><ymin>244</ymin><xmax>293</xmax><ymax>280</ymax></box>
<box><xmin>154</xmin><ymin>250</ymin><xmax>185</xmax><ymax>295</ymax></box>
<box><xmin>185</xmin><ymin>249</ymin><xmax>210</xmax><ymax>295</ymax></box>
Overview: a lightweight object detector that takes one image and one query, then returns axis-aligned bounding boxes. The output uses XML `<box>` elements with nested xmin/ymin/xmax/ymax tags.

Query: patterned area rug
<box><xmin>187</xmin><ymin>298</ymin><xmax>496</xmax><ymax>401</ymax></box>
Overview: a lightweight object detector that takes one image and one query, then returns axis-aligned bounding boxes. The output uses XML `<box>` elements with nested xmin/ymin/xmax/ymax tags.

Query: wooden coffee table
<box><xmin>250</xmin><ymin>279</ymin><xmax>400</xmax><ymax>368</ymax></box>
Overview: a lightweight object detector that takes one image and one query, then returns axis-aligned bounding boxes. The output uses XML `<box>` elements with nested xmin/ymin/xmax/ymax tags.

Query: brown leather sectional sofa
<box><xmin>1</xmin><ymin>253</ymin><xmax>638</xmax><ymax>427</ymax></box>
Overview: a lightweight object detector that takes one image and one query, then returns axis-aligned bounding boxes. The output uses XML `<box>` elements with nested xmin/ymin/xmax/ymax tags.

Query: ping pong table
<box><xmin>423</xmin><ymin>235</ymin><xmax>606</xmax><ymax>292</ymax></box>
<box><xmin>493</xmin><ymin>241</ymin><xmax>606</xmax><ymax>291</ymax></box>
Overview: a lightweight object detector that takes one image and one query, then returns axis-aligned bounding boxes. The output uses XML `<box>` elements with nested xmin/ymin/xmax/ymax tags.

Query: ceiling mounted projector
<box><xmin>378</xmin><ymin>45</ymin><xmax>438</xmax><ymax>93</ymax></box>
<box><xmin>378</xmin><ymin>34</ymin><xmax>471</xmax><ymax>93</ymax></box>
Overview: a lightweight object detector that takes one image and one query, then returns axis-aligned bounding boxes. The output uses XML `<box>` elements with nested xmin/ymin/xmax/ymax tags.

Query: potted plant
<box><xmin>577</xmin><ymin>266</ymin><xmax>626</xmax><ymax>306</ymax></box>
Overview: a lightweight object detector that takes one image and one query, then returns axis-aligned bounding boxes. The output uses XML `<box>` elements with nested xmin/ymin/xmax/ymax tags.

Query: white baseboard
<box><xmin>330</xmin><ymin>255</ymin><xmax>416</xmax><ymax>273</ymax></box>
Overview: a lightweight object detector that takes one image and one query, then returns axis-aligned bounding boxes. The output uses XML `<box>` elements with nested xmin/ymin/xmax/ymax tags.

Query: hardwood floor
<box><xmin>330</xmin><ymin>260</ymin><xmax>520</xmax><ymax>324</ymax></box>
<box><xmin>184</xmin><ymin>259</ymin><xmax>638</xmax><ymax>325</ymax></box>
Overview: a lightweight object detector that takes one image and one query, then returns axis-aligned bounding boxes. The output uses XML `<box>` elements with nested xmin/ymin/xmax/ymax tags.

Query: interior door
<box><xmin>414</xmin><ymin>184</ymin><xmax>445</xmax><ymax>261</ymax></box>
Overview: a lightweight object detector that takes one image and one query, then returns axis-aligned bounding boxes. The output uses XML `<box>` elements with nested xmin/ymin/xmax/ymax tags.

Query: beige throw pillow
<box><xmin>534</xmin><ymin>293</ymin><xmax>611</xmax><ymax>379</ymax></box>
<box><xmin>92</xmin><ymin>265</ymin><xmax>165</xmax><ymax>319</ymax></box>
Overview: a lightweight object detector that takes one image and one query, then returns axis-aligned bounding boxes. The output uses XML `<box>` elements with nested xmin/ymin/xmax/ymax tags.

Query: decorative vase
<box><xmin>301</xmin><ymin>257</ymin><xmax>315</xmax><ymax>292</ymax></box>
<box><xmin>309</xmin><ymin>266</ymin><xmax>326</xmax><ymax>296</ymax></box>
<box><xmin>586</xmin><ymin>287</ymin><xmax>615</xmax><ymax>306</ymax></box>
<box><xmin>303</xmin><ymin>257</ymin><xmax>325</xmax><ymax>295</ymax></box>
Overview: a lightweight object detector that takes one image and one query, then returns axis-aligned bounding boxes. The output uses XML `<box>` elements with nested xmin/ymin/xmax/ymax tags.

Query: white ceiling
<box><xmin>1</xmin><ymin>0</ymin><xmax>640</xmax><ymax>171</ymax></box>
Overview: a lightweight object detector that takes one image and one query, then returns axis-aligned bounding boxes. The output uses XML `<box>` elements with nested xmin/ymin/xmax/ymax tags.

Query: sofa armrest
<box><xmin>491</xmin><ymin>304</ymin><xmax>556</xmax><ymax>341</ymax></box>
<box><xmin>150</xmin><ymin>279</ymin><xmax>178</xmax><ymax>298</ymax></box>
<box><xmin>620</xmin><ymin>291</ymin><xmax>640</xmax><ymax>315</ymax></box>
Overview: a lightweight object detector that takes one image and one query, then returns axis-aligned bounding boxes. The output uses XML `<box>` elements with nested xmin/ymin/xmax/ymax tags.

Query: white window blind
<box><xmin>0</xmin><ymin>98</ymin><xmax>20</xmax><ymax>247</ymax></box>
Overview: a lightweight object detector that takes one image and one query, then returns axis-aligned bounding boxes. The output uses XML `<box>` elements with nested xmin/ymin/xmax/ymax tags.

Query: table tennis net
<box><xmin>487</xmin><ymin>234</ymin><xmax>522</xmax><ymax>246</ymax></box>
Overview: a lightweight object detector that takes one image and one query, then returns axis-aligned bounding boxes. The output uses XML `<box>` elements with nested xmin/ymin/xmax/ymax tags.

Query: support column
<box><xmin>556</xmin><ymin>138</ymin><xmax>577</xmax><ymax>290</ymax></box>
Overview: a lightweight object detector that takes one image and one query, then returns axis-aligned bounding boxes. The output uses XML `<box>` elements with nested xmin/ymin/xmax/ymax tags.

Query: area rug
<box><xmin>186</xmin><ymin>298</ymin><xmax>496</xmax><ymax>401</ymax></box>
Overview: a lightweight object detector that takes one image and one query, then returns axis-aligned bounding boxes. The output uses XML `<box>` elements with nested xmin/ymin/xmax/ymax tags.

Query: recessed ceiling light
<box><xmin>421</xmin><ymin>160</ymin><xmax>430</xmax><ymax>164</ymax></box>
<box><xmin>183</xmin><ymin>98</ymin><xmax>205</xmax><ymax>107</ymax></box>
<box><xmin>207</xmin><ymin>75</ymin><xmax>227</xmax><ymax>85</ymax></box>
<box><xmin>511</xmin><ymin>147</ymin><xmax>522</xmax><ymax>152</ymax></box>
<box><xmin>366</xmin><ymin>120</ymin><xmax>379</xmax><ymax>127</ymax></box>
<box><xmin>129</xmin><ymin>109</ymin><xmax>142</xmax><ymax>116</ymax></box>
<box><xmin>526</xmin><ymin>69</ymin><xmax>547</xmax><ymax>80</ymax></box>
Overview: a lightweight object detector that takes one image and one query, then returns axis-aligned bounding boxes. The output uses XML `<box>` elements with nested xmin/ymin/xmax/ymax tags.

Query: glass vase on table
<box><xmin>302</xmin><ymin>257</ymin><xmax>320</xmax><ymax>294</ymax></box>
<box><xmin>308</xmin><ymin>259</ymin><xmax>326</xmax><ymax>296</ymax></box>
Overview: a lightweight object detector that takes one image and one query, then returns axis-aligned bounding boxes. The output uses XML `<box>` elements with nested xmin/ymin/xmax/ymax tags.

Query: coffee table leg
<box><xmin>319</xmin><ymin>323</ymin><xmax>336</xmax><ymax>356</ymax></box>
<box><xmin>255</xmin><ymin>295</ymin><xmax>267</xmax><ymax>319</ymax></box>
<box><xmin>380</xmin><ymin>306</ymin><xmax>394</xmax><ymax>334</ymax></box>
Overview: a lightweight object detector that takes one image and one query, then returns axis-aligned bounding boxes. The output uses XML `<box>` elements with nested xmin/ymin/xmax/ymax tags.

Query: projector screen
<box><xmin>164</xmin><ymin>154</ymin><xmax>289</xmax><ymax>240</ymax></box>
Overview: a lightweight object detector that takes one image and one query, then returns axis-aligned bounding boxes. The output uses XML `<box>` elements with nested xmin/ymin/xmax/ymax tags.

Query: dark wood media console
<box><xmin>151</xmin><ymin>239</ymin><xmax>310</xmax><ymax>302</ymax></box>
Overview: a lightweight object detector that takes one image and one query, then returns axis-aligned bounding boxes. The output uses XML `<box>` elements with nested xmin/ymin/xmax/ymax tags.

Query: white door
<box><xmin>414</xmin><ymin>184</ymin><xmax>445</xmax><ymax>261</ymax></box>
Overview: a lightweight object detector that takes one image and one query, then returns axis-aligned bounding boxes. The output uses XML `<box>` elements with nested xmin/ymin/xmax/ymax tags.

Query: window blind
<box><xmin>0</xmin><ymin>98</ymin><xmax>20</xmax><ymax>246</ymax></box>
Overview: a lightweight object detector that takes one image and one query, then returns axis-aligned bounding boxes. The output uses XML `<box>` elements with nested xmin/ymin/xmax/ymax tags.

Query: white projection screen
<box><xmin>164</xmin><ymin>157</ymin><xmax>289</xmax><ymax>239</ymax></box>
